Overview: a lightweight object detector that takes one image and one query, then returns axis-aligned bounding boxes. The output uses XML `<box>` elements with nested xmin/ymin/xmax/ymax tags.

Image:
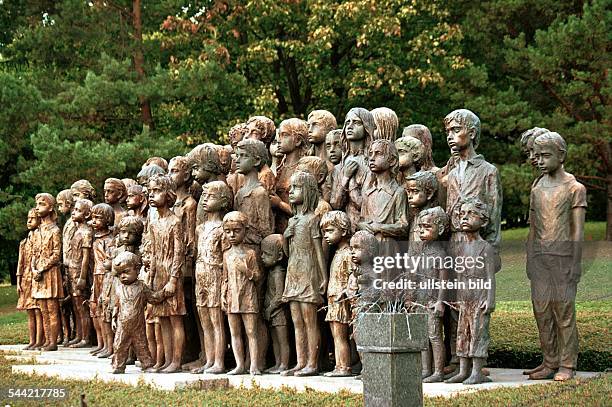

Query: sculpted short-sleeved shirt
<box><xmin>529</xmin><ymin>173</ymin><xmax>587</xmax><ymax>255</ymax></box>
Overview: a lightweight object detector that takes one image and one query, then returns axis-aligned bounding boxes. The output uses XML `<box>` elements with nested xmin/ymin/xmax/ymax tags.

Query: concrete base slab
<box><xmin>1</xmin><ymin>345</ymin><xmax>600</xmax><ymax>397</ymax></box>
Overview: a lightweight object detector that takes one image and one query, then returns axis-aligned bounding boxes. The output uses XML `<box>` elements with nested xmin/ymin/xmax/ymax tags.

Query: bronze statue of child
<box><xmin>281</xmin><ymin>171</ymin><xmax>327</xmax><ymax>377</ymax></box>
<box><xmin>330</xmin><ymin>108</ymin><xmax>375</xmax><ymax>231</ymax></box>
<box><xmin>16</xmin><ymin>208</ymin><xmax>44</xmax><ymax>350</ymax></box>
<box><xmin>111</xmin><ymin>251</ymin><xmax>164</xmax><ymax>374</ymax></box>
<box><xmin>526</xmin><ymin>132</ymin><xmax>586</xmax><ymax>382</ymax></box>
<box><xmin>297</xmin><ymin>156</ymin><xmax>332</xmax><ymax>217</ymax></box>
<box><xmin>125</xmin><ymin>184</ymin><xmax>148</xmax><ymax>224</ymax></box>
<box><xmin>273</xmin><ymin>118</ymin><xmax>310</xmax><ymax>233</ymax></box>
<box><xmin>371</xmin><ymin>107</ymin><xmax>398</xmax><ymax>141</ymax></box>
<box><xmin>445</xmin><ymin>197</ymin><xmax>496</xmax><ymax>385</ymax></box>
<box><xmin>261</xmin><ymin>234</ymin><xmax>290</xmax><ymax>374</ymax></box>
<box><xmin>395</xmin><ymin>135</ymin><xmax>425</xmax><ymax>182</ymax></box>
<box><xmin>222</xmin><ymin>211</ymin><xmax>263</xmax><ymax>375</ymax></box>
<box><xmin>320</xmin><ymin>210</ymin><xmax>353</xmax><ymax>377</ymax></box>
<box><xmin>64</xmin><ymin>198</ymin><xmax>94</xmax><ymax>348</ymax></box>
<box><xmin>323</xmin><ymin>129</ymin><xmax>342</xmax><ymax>203</ymax></box>
<box><xmin>192</xmin><ymin>181</ymin><xmax>232</xmax><ymax>374</ymax></box>
<box><xmin>405</xmin><ymin>171</ymin><xmax>438</xmax><ymax>241</ymax></box>
<box><xmin>147</xmin><ymin>174</ymin><xmax>186</xmax><ymax>373</ymax></box>
<box><xmin>307</xmin><ymin>110</ymin><xmax>337</xmax><ymax>161</ymax></box>
<box><xmin>101</xmin><ymin>216</ymin><xmax>146</xmax><ymax>361</ymax></box>
<box><xmin>31</xmin><ymin>193</ymin><xmax>65</xmax><ymax>351</ymax></box>
<box><xmin>104</xmin><ymin>178</ymin><xmax>127</xmax><ymax>227</ymax></box>
<box><xmin>89</xmin><ymin>203</ymin><xmax>115</xmax><ymax>357</ymax></box>
<box><xmin>411</xmin><ymin>207</ymin><xmax>449</xmax><ymax>382</ymax></box>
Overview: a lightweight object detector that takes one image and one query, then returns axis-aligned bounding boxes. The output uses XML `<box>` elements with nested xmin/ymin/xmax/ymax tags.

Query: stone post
<box><xmin>356</xmin><ymin>313</ymin><xmax>428</xmax><ymax>407</ymax></box>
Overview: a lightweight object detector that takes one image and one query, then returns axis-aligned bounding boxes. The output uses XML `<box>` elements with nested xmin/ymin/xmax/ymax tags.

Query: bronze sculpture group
<box><xmin>15</xmin><ymin>108</ymin><xmax>585</xmax><ymax>383</ymax></box>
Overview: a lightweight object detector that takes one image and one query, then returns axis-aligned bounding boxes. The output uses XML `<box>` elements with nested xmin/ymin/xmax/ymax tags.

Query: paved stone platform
<box><xmin>1</xmin><ymin>345</ymin><xmax>600</xmax><ymax>398</ymax></box>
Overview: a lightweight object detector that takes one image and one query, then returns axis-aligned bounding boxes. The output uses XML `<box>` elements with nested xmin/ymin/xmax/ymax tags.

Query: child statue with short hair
<box><xmin>261</xmin><ymin>234</ymin><xmax>290</xmax><ymax>374</ymax></box>
<box><xmin>187</xmin><ymin>143</ymin><xmax>225</xmax><ymax>225</ymax></box>
<box><xmin>519</xmin><ymin>127</ymin><xmax>549</xmax><ymax>169</ymax></box>
<box><xmin>31</xmin><ymin>193</ymin><xmax>65</xmax><ymax>351</ymax></box>
<box><xmin>402</xmin><ymin>124</ymin><xmax>438</xmax><ymax>172</ymax></box>
<box><xmin>323</xmin><ymin>129</ymin><xmax>343</xmax><ymax>203</ymax></box>
<box><xmin>320</xmin><ymin>210</ymin><xmax>353</xmax><ymax>377</ymax></box>
<box><xmin>307</xmin><ymin>109</ymin><xmax>337</xmax><ymax>161</ymax></box>
<box><xmin>147</xmin><ymin>174</ymin><xmax>186</xmax><ymax>373</ymax></box>
<box><xmin>56</xmin><ymin>189</ymin><xmax>75</xmax><ymax>345</ymax></box>
<box><xmin>405</xmin><ymin>171</ymin><xmax>439</xmax><ymax>241</ymax></box>
<box><xmin>192</xmin><ymin>181</ymin><xmax>232</xmax><ymax>374</ymax></box>
<box><xmin>281</xmin><ymin>171</ymin><xmax>327</xmax><ymax>377</ymax></box>
<box><xmin>395</xmin><ymin>135</ymin><xmax>425</xmax><ymax>181</ymax></box>
<box><xmin>222</xmin><ymin>211</ymin><xmax>263</xmax><ymax>375</ymax></box>
<box><xmin>104</xmin><ymin>178</ymin><xmax>127</xmax><ymax>227</ymax></box>
<box><xmin>56</xmin><ymin>189</ymin><xmax>74</xmax><ymax>231</ymax></box>
<box><xmin>89</xmin><ymin>203</ymin><xmax>115</xmax><ymax>357</ymax></box>
<box><xmin>16</xmin><ymin>208</ymin><xmax>44</xmax><ymax>349</ymax></box>
<box><xmin>125</xmin><ymin>184</ymin><xmax>148</xmax><ymax>223</ymax></box>
<box><xmin>64</xmin><ymin>198</ymin><xmax>94</xmax><ymax>348</ymax></box>
<box><xmin>411</xmin><ymin>207</ymin><xmax>449</xmax><ymax>382</ymax></box>
<box><xmin>102</xmin><ymin>216</ymin><xmax>147</xmax><ymax>361</ymax></box>
<box><xmin>111</xmin><ymin>251</ymin><xmax>164</xmax><ymax>374</ymax></box>
<box><xmin>445</xmin><ymin>197</ymin><xmax>496</xmax><ymax>385</ymax></box>
<box><xmin>526</xmin><ymin>132</ymin><xmax>586</xmax><ymax>382</ymax></box>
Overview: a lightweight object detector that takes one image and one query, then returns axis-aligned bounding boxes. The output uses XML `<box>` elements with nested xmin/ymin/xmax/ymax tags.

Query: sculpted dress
<box><xmin>148</xmin><ymin>214</ymin><xmax>186</xmax><ymax>317</ymax></box>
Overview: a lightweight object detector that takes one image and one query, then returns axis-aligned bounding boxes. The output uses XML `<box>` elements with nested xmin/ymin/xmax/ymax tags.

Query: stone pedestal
<box><xmin>356</xmin><ymin>313</ymin><xmax>428</xmax><ymax>407</ymax></box>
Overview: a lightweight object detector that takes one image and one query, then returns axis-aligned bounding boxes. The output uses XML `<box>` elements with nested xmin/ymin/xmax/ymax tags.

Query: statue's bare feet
<box><xmin>553</xmin><ymin>368</ymin><xmax>574</xmax><ymax>381</ymax></box>
<box><xmin>97</xmin><ymin>350</ymin><xmax>112</xmax><ymax>358</ymax></box>
<box><xmin>529</xmin><ymin>367</ymin><xmax>556</xmax><ymax>380</ymax></box>
<box><xmin>250</xmin><ymin>369</ymin><xmax>262</xmax><ymax>376</ymax></box>
<box><xmin>191</xmin><ymin>366</ymin><xmax>206</xmax><ymax>374</ymax></box>
<box><xmin>90</xmin><ymin>345</ymin><xmax>103</xmax><ymax>354</ymax></box>
<box><xmin>67</xmin><ymin>337</ymin><xmax>81</xmax><ymax>346</ymax></box>
<box><xmin>205</xmin><ymin>365</ymin><xmax>226</xmax><ymax>374</ymax></box>
<box><xmin>227</xmin><ymin>366</ymin><xmax>246</xmax><ymax>375</ymax></box>
<box><xmin>462</xmin><ymin>372</ymin><xmax>491</xmax><ymax>385</ymax></box>
<box><xmin>294</xmin><ymin>366</ymin><xmax>318</xmax><ymax>377</ymax></box>
<box><xmin>112</xmin><ymin>367</ymin><xmax>125</xmax><ymax>374</ymax></box>
<box><xmin>523</xmin><ymin>363</ymin><xmax>546</xmax><ymax>375</ymax></box>
<box><xmin>70</xmin><ymin>340</ymin><xmax>91</xmax><ymax>349</ymax></box>
<box><xmin>445</xmin><ymin>371</ymin><xmax>469</xmax><ymax>383</ymax></box>
<box><xmin>42</xmin><ymin>344</ymin><xmax>58</xmax><ymax>351</ymax></box>
<box><xmin>423</xmin><ymin>372</ymin><xmax>445</xmax><ymax>383</ymax></box>
<box><xmin>324</xmin><ymin>368</ymin><xmax>351</xmax><ymax>377</ymax></box>
<box><xmin>264</xmin><ymin>364</ymin><xmax>279</xmax><ymax>374</ymax></box>
<box><xmin>160</xmin><ymin>363</ymin><xmax>181</xmax><ymax>373</ymax></box>
<box><xmin>182</xmin><ymin>358</ymin><xmax>204</xmax><ymax>371</ymax></box>
<box><xmin>23</xmin><ymin>343</ymin><xmax>34</xmax><ymax>350</ymax></box>
<box><xmin>280</xmin><ymin>365</ymin><xmax>304</xmax><ymax>376</ymax></box>
<box><xmin>145</xmin><ymin>366</ymin><xmax>160</xmax><ymax>373</ymax></box>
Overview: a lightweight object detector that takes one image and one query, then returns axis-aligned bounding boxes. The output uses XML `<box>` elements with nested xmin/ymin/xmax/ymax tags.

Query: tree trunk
<box><xmin>606</xmin><ymin>172</ymin><xmax>612</xmax><ymax>241</ymax></box>
<box><xmin>132</xmin><ymin>0</ymin><xmax>153</xmax><ymax>128</ymax></box>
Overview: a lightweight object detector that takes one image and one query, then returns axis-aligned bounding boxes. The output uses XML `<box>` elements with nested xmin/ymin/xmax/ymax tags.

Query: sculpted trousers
<box><xmin>529</xmin><ymin>254</ymin><xmax>579</xmax><ymax>370</ymax></box>
<box><xmin>112</xmin><ymin>320</ymin><xmax>153</xmax><ymax>371</ymax></box>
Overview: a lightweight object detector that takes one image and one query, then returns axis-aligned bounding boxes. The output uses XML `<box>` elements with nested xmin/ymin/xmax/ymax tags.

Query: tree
<box><xmin>449</xmin><ymin>0</ymin><xmax>610</xmax><ymax>235</ymax></box>
<box><xmin>160</xmin><ymin>0</ymin><xmax>467</xmax><ymax>127</ymax></box>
